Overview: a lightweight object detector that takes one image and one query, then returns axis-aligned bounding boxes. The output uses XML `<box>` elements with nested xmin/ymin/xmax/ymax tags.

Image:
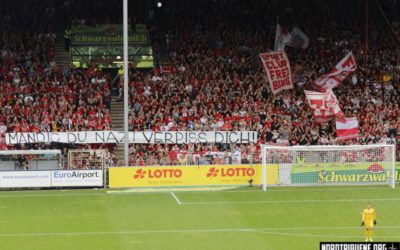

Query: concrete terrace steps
<box><xmin>54</xmin><ymin>33</ymin><xmax>72</xmax><ymax>65</ymax></box>
<box><xmin>110</xmin><ymin>96</ymin><xmax>127</xmax><ymax>163</ymax></box>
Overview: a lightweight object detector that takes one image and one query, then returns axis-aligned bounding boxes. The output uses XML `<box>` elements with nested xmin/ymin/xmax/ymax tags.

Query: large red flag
<box><xmin>313</xmin><ymin>52</ymin><xmax>357</xmax><ymax>91</ymax></box>
<box><xmin>336</xmin><ymin>117</ymin><xmax>359</xmax><ymax>141</ymax></box>
<box><xmin>304</xmin><ymin>90</ymin><xmax>344</xmax><ymax>123</ymax></box>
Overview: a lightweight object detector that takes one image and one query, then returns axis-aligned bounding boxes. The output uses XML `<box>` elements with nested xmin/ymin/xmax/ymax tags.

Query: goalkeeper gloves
<box><xmin>361</xmin><ymin>221</ymin><xmax>365</xmax><ymax>226</ymax></box>
<box><xmin>374</xmin><ymin>220</ymin><xmax>376</xmax><ymax>225</ymax></box>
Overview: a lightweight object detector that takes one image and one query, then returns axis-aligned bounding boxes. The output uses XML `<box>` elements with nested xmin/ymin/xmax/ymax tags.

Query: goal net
<box><xmin>261</xmin><ymin>144</ymin><xmax>396</xmax><ymax>190</ymax></box>
<box><xmin>0</xmin><ymin>150</ymin><xmax>62</xmax><ymax>170</ymax></box>
<box><xmin>68</xmin><ymin>149</ymin><xmax>106</xmax><ymax>170</ymax></box>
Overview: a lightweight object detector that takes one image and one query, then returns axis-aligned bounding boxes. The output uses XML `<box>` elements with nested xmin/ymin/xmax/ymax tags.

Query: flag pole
<box><xmin>364</xmin><ymin>0</ymin><xmax>369</xmax><ymax>68</ymax></box>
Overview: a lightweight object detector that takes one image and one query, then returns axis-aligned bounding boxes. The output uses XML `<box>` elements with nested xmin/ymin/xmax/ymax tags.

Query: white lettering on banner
<box><xmin>304</xmin><ymin>90</ymin><xmax>344</xmax><ymax>123</ymax></box>
<box><xmin>313</xmin><ymin>52</ymin><xmax>357</xmax><ymax>91</ymax></box>
<box><xmin>51</xmin><ymin>170</ymin><xmax>103</xmax><ymax>187</ymax></box>
<box><xmin>260</xmin><ymin>51</ymin><xmax>293</xmax><ymax>95</ymax></box>
<box><xmin>5</xmin><ymin>131</ymin><xmax>258</xmax><ymax>145</ymax></box>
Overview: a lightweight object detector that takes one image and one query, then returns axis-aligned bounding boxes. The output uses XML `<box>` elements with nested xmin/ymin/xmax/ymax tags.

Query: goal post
<box><xmin>261</xmin><ymin>144</ymin><xmax>396</xmax><ymax>190</ymax></box>
<box><xmin>68</xmin><ymin>149</ymin><xmax>106</xmax><ymax>170</ymax></box>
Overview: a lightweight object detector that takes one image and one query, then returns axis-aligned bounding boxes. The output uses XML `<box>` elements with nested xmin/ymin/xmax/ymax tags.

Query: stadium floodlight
<box><xmin>261</xmin><ymin>144</ymin><xmax>396</xmax><ymax>190</ymax></box>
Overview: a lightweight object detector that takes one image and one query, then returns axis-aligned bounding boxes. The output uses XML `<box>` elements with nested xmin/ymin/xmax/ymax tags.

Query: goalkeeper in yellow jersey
<box><xmin>361</xmin><ymin>203</ymin><xmax>376</xmax><ymax>242</ymax></box>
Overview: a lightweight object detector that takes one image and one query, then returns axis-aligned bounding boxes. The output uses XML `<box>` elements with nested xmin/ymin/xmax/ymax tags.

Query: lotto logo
<box><xmin>206</xmin><ymin>167</ymin><xmax>255</xmax><ymax>178</ymax></box>
<box><xmin>133</xmin><ymin>169</ymin><xmax>146</xmax><ymax>179</ymax></box>
<box><xmin>133</xmin><ymin>168</ymin><xmax>183</xmax><ymax>179</ymax></box>
<box><xmin>206</xmin><ymin>167</ymin><xmax>219</xmax><ymax>177</ymax></box>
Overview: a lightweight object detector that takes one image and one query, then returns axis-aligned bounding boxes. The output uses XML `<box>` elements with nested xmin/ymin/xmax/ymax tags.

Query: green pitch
<box><xmin>0</xmin><ymin>186</ymin><xmax>399</xmax><ymax>250</ymax></box>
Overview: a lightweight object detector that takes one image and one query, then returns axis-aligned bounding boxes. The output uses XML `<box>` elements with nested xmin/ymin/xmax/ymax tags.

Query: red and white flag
<box><xmin>313</xmin><ymin>52</ymin><xmax>357</xmax><ymax>91</ymax></box>
<box><xmin>260</xmin><ymin>51</ymin><xmax>293</xmax><ymax>95</ymax></box>
<box><xmin>275</xmin><ymin>24</ymin><xmax>309</xmax><ymax>51</ymax></box>
<box><xmin>336</xmin><ymin>117</ymin><xmax>359</xmax><ymax>141</ymax></box>
<box><xmin>304</xmin><ymin>90</ymin><xmax>344</xmax><ymax>123</ymax></box>
<box><xmin>274</xmin><ymin>24</ymin><xmax>291</xmax><ymax>51</ymax></box>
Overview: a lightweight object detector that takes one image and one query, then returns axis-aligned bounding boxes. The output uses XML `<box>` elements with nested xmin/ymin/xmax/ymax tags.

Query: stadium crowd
<box><xmin>0</xmin><ymin>0</ymin><xmax>116</xmax><ymax>168</ymax></box>
<box><xmin>121</xmin><ymin>0</ymin><xmax>400</xmax><ymax>165</ymax></box>
<box><xmin>0</xmin><ymin>0</ymin><xmax>399</xmax><ymax>168</ymax></box>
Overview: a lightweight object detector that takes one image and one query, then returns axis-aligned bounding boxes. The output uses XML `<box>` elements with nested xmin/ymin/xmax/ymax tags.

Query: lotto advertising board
<box><xmin>109</xmin><ymin>165</ymin><xmax>264</xmax><ymax>188</ymax></box>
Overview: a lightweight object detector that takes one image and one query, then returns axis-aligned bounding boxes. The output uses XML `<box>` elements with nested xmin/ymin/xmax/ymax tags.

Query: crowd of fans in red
<box><xmin>123</xmin><ymin>0</ymin><xmax>400</xmax><ymax>166</ymax></box>
<box><xmin>0</xmin><ymin>1</ymin><xmax>115</xmax><ymax>167</ymax></box>
<box><xmin>1</xmin><ymin>0</ymin><xmax>399</xmax><ymax>168</ymax></box>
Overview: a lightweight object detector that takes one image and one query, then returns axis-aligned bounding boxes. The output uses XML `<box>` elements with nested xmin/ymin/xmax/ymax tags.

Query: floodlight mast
<box><xmin>123</xmin><ymin>0</ymin><xmax>129</xmax><ymax>166</ymax></box>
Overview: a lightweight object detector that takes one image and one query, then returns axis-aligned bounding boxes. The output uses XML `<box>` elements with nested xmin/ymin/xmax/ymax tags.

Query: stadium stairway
<box><xmin>55</xmin><ymin>33</ymin><xmax>72</xmax><ymax>66</ymax></box>
<box><xmin>110</xmin><ymin>96</ymin><xmax>125</xmax><ymax>163</ymax></box>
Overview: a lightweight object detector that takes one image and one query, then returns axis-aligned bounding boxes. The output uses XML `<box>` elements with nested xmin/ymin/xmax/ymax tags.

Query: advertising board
<box><xmin>51</xmin><ymin>170</ymin><xmax>103</xmax><ymax>187</ymax></box>
<box><xmin>109</xmin><ymin>165</ymin><xmax>263</xmax><ymax>188</ymax></box>
<box><xmin>0</xmin><ymin>170</ymin><xmax>104</xmax><ymax>188</ymax></box>
<box><xmin>0</xmin><ymin>171</ymin><xmax>51</xmax><ymax>188</ymax></box>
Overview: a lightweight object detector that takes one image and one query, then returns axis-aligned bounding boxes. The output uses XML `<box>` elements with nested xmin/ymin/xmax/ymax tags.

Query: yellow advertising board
<box><xmin>109</xmin><ymin>164</ymin><xmax>278</xmax><ymax>188</ymax></box>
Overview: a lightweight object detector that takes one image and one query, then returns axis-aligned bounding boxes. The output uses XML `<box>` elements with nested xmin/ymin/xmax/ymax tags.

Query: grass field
<box><xmin>0</xmin><ymin>185</ymin><xmax>399</xmax><ymax>250</ymax></box>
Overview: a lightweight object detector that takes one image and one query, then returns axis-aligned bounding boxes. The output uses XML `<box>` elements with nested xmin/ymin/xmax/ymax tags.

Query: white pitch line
<box><xmin>181</xmin><ymin>198</ymin><xmax>400</xmax><ymax>205</ymax></box>
<box><xmin>0</xmin><ymin>225</ymin><xmax>399</xmax><ymax>238</ymax></box>
<box><xmin>245</xmin><ymin>187</ymin><xmax>393</xmax><ymax>192</ymax></box>
<box><xmin>250</xmin><ymin>225</ymin><xmax>400</xmax><ymax>231</ymax></box>
<box><xmin>0</xmin><ymin>193</ymin><xmax>108</xmax><ymax>198</ymax></box>
<box><xmin>0</xmin><ymin>186</ymin><xmax>395</xmax><ymax>198</ymax></box>
<box><xmin>243</xmin><ymin>229</ymin><xmax>400</xmax><ymax>239</ymax></box>
<box><xmin>170</xmin><ymin>192</ymin><xmax>182</xmax><ymax>205</ymax></box>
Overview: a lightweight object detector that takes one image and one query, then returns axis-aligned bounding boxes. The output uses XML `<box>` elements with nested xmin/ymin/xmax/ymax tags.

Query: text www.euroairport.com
<box><xmin>2</xmin><ymin>175</ymin><xmax>49</xmax><ymax>179</ymax></box>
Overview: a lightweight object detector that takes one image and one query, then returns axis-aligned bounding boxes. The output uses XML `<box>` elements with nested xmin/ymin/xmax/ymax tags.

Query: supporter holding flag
<box><xmin>275</xmin><ymin>24</ymin><xmax>309</xmax><ymax>51</ymax></box>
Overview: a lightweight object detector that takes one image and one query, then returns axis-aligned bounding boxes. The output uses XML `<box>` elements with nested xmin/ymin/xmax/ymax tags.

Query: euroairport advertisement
<box><xmin>51</xmin><ymin>170</ymin><xmax>103</xmax><ymax>187</ymax></box>
<box><xmin>0</xmin><ymin>171</ymin><xmax>52</xmax><ymax>188</ymax></box>
<box><xmin>0</xmin><ymin>170</ymin><xmax>103</xmax><ymax>188</ymax></box>
<box><xmin>109</xmin><ymin>164</ymin><xmax>269</xmax><ymax>188</ymax></box>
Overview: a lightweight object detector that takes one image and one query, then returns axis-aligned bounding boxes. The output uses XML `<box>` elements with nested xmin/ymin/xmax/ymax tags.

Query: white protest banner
<box><xmin>6</xmin><ymin>131</ymin><xmax>258</xmax><ymax>145</ymax></box>
<box><xmin>313</xmin><ymin>52</ymin><xmax>357</xmax><ymax>91</ymax></box>
<box><xmin>260</xmin><ymin>51</ymin><xmax>293</xmax><ymax>95</ymax></box>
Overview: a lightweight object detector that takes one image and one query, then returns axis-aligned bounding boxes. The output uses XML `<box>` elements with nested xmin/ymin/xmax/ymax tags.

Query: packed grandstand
<box><xmin>0</xmin><ymin>0</ymin><xmax>399</xmax><ymax>169</ymax></box>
